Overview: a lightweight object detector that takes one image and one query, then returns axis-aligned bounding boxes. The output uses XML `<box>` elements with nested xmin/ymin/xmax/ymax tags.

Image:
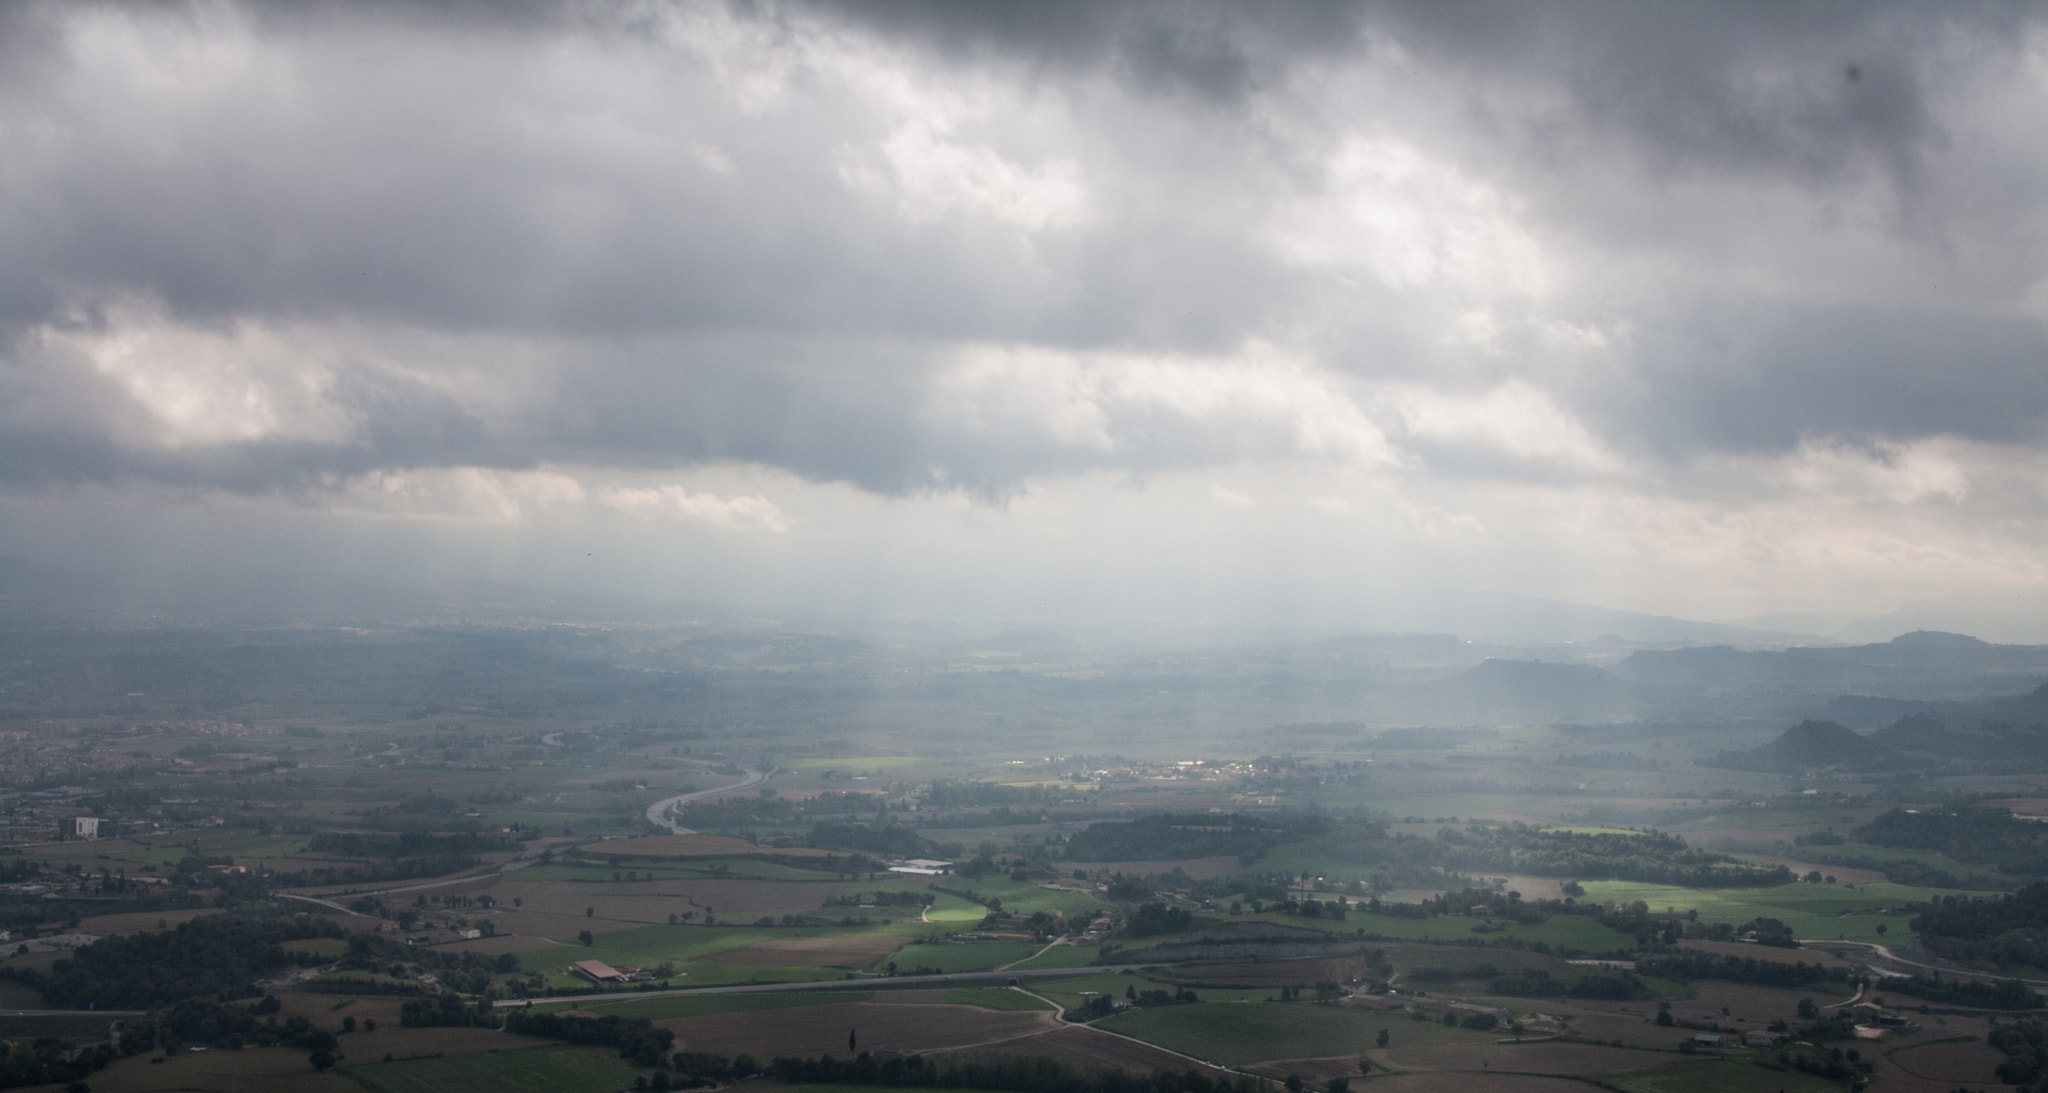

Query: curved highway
<box><xmin>644</xmin><ymin>763</ymin><xmax>770</xmax><ymax>833</ymax></box>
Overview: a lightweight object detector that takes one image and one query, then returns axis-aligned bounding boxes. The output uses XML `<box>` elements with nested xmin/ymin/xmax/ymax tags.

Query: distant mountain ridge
<box><xmin>1699</xmin><ymin>719</ymin><xmax>1900</xmax><ymax>773</ymax></box>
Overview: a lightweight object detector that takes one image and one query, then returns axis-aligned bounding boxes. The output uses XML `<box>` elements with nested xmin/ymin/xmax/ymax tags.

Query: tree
<box><xmin>578</xmin><ymin>930</ymin><xmax>594</xmax><ymax>946</ymax></box>
<box><xmin>1285</xmin><ymin>1075</ymin><xmax>1304</xmax><ymax>1093</ymax></box>
<box><xmin>1655</xmin><ymin>1002</ymin><xmax>1674</xmax><ymax>1027</ymax></box>
<box><xmin>848</xmin><ymin>1029</ymin><xmax>857</xmax><ymax>1053</ymax></box>
<box><xmin>1375</xmin><ymin>1028</ymin><xmax>1389</xmax><ymax>1048</ymax></box>
<box><xmin>1327</xmin><ymin>1079</ymin><xmax>1349</xmax><ymax>1093</ymax></box>
<box><xmin>309</xmin><ymin>1048</ymin><xmax>335</xmax><ymax>1072</ymax></box>
<box><xmin>586</xmin><ymin>907</ymin><xmax>595</xmax><ymax>917</ymax></box>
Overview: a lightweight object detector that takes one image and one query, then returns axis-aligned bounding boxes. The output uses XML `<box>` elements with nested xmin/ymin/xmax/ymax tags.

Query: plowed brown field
<box><xmin>659</xmin><ymin>1001</ymin><xmax>1052</xmax><ymax>1057</ymax></box>
<box><xmin>940</xmin><ymin>1026</ymin><xmax>1228</xmax><ymax>1075</ymax></box>
<box><xmin>697</xmin><ymin>935</ymin><xmax>905</xmax><ymax>968</ymax></box>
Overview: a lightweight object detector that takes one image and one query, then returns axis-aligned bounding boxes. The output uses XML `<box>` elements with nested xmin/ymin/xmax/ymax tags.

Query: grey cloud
<box><xmin>1600</xmin><ymin>300</ymin><xmax>2048</xmax><ymax>460</ymax></box>
<box><xmin>2</xmin><ymin>0</ymin><xmax>2046</xmax><ymax>500</ymax></box>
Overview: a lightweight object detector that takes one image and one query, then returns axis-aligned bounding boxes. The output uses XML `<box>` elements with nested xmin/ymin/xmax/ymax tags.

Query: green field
<box><xmin>1099</xmin><ymin>1002</ymin><xmax>1499</xmax><ymax>1066</ymax></box>
<box><xmin>891</xmin><ymin>941</ymin><xmax>1044</xmax><ymax>972</ymax></box>
<box><xmin>942</xmin><ymin>987</ymin><xmax>1056</xmax><ymax>1011</ymax></box>
<box><xmin>519</xmin><ymin>921</ymin><xmax>941</xmax><ymax>978</ymax></box>
<box><xmin>349</xmin><ymin>1045</ymin><xmax>645</xmax><ymax>1093</ymax></box>
<box><xmin>933</xmin><ymin>876</ymin><xmax>1109</xmax><ymax>918</ymax></box>
<box><xmin>1576</xmin><ymin>879</ymin><xmax>1993</xmax><ymax>943</ymax></box>
<box><xmin>1008</xmin><ymin>943</ymin><xmax>1105</xmax><ymax>969</ymax></box>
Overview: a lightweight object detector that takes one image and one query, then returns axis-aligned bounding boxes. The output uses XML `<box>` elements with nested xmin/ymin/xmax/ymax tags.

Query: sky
<box><xmin>4</xmin><ymin>1</ymin><xmax>2048</xmax><ymax>637</ymax></box>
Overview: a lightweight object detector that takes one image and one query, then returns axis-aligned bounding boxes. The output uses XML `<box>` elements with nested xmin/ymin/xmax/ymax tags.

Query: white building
<box><xmin>72</xmin><ymin>817</ymin><xmax>99</xmax><ymax>840</ymax></box>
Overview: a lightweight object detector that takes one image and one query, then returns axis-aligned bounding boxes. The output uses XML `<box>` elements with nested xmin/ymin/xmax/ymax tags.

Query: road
<box><xmin>643</xmin><ymin>764</ymin><xmax>770</xmax><ymax>834</ymax></box>
<box><xmin>275</xmin><ymin>892</ymin><xmax>372</xmax><ymax>917</ymax></box>
<box><xmin>1810</xmin><ymin>939</ymin><xmax>2048</xmax><ymax>990</ymax></box>
<box><xmin>494</xmin><ymin>963</ymin><xmax>1150</xmax><ymax>1007</ymax></box>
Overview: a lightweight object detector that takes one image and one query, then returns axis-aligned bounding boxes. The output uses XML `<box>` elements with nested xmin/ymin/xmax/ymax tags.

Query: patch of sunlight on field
<box><xmin>1577</xmin><ymin>879</ymin><xmax>1998</xmax><ymax>943</ymax></box>
<box><xmin>924</xmin><ymin>893</ymin><xmax>991</xmax><ymax>922</ymax></box>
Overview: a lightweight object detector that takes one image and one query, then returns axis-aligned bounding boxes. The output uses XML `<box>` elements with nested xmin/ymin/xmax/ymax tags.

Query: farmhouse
<box><xmin>573</xmin><ymin>959</ymin><xmax>629</xmax><ymax>984</ymax></box>
<box><xmin>886</xmin><ymin>858</ymin><xmax>954</xmax><ymax>876</ymax></box>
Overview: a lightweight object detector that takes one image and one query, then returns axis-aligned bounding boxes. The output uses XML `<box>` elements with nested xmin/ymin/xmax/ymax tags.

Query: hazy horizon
<box><xmin>6</xmin><ymin>1</ymin><xmax>2048</xmax><ymax>639</ymax></box>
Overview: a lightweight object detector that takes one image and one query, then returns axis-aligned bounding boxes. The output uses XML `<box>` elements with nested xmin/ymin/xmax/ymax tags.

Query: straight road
<box><xmin>495</xmin><ymin>963</ymin><xmax>1145</xmax><ymax>1007</ymax></box>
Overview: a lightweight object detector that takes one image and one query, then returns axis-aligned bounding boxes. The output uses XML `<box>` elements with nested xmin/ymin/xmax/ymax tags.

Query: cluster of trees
<box><xmin>1909</xmin><ymin>882</ymin><xmax>2048</xmax><ymax>971</ymax></box>
<box><xmin>1635</xmin><ymin>952</ymin><xmax>1852</xmax><ymax>990</ymax></box>
<box><xmin>0</xmin><ymin>914</ymin><xmax>344</xmax><ymax>1009</ymax></box>
<box><xmin>1764</xmin><ymin>1045</ymin><xmax>1872</xmax><ymax>1083</ymax></box>
<box><xmin>806</xmin><ymin>821</ymin><xmax>928</xmax><ymax>858</ymax></box>
<box><xmin>0</xmin><ymin>1037</ymin><xmax>119</xmax><ymax>1089</ymax></box>
<box><xmin>1125</xmin><ymin>903</ymin><xmax>1194</xmax><ymax>937</ymax></box>
<box><xmin>1887</xmin><ymin>975</ymin><xmax>2042</xmax><ymax>1010</ymax></box>
<box><xmin>502</xmin><ymin>1010</ymin><xmax>677</xmax><ymax>1068</ymax></box>
<box><xmin>334</xmin><ymin>933</ymin><xmax>521</xmax><ymax>994</ymax></box>
<box><xmin>1988</xmin><ymin>1017</ymin><xmax>2048</xmax><ymax>1086</ymax></box>
<box><xmin>399</xmin><ymin>991</ymin><xmax>503</xmax><ymax>1028</ymax></box>
<box><xmin>307</xmin><ymin>830</ymin><xmax>516</xmax><ymax>860</ymax></box>
<box><xmin>1301</xmin><ymin>817</ymin><xmax>1786</xmax><ymax>886</ymax></box>
<box><xmin>1061</xmin><ymin>814</ymin><xmax>1320</xmax><ymax>864</ymax></box>
<box><xmin>1855</xmin><ymin>806</ymin><xmax>2048</xmax><ymax>873</ymax></box>
<box><xmin>1421</xmin><ymin>824</ymin><xmax>1790</xmax><ymax>887</ymax></box>
<box><xmin>0</xmin><ymin>993</ymin><xmax>365</xmax><ymax>1088</ymax></box>
<box><xmin>766</xmin><ymin>1051</ymin><xmax>1266</xmax><ymax>1093</ymax></box>
<box><xmin>664</xmin><ymin>1051</ymin><xmax>763</xmax><ymax>1088</ymax></box>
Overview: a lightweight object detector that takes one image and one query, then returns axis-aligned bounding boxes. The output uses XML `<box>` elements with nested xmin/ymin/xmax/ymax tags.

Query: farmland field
<box><xmin>943</xmin><ymin>987</ymin><xmax>1057</xmax><ymax>1010</ymax></box>
<box><xmin>1597</xmin><ymin>1057</ymin><xmax>1845</xmax><ymax>1093</ymax></box>
<box><xmin>654</xmin><ymin>1001</ymin><xmax>1055</xmax><ymax>1057</ymax></box>
<box><xmin>1098</xmin><ymin>1002</ymin><xmax>1499</xmax><ymax>1066</ymax></box>
<box><xmin>891</xmin><ymin>940</ymin><xmax>1046</xmax><ymax>972</ymax></box>
<box><xmin>697</xmin><ymin>935</ymin><xmax>906</xmax><ymax>967</ymax></box>
<box><xmin>560</xmin><ymin>990</ymin><xmax>872</xmax><ymax>1019</ymax></box>
<box><xmin>350</xmin><ymin>1046</ymin><xmax>644</xmax><ymax>1093</ymax></box>
<box><xmin>1576</xmin><ymin>879</ymin><xmax>1998</xmax><ymax>943</ymax></box>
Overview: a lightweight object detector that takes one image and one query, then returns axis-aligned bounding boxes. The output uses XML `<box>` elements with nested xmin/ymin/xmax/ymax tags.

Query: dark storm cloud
<box><xmin>1</xmin><ymin>0</ymin><xmax>2045</xmax><ymax>497</ymax></box>
<box><xmin>1607</xmin><ymin>300</ymin><xmax>2048</xmax><ymax>457</ymax></box>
